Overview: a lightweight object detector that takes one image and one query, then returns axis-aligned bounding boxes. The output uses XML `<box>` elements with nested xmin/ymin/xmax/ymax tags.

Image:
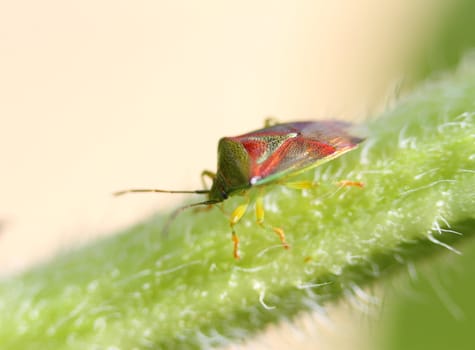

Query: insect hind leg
<box><xmin>255</xmin><ymin>196</ymin><xmax>290</xmax><ymax>250</ymax></box>
<box><xmin>336</xmin><ymin>180</ymin><xmax>364</xmax><ymax>188</ymax></box>
<box><xmin>283</xmin><ymin>180</ymin><xmax>319</xmax><ymax>190</ymax></box>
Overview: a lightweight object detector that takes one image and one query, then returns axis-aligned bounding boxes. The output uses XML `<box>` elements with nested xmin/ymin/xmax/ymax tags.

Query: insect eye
<box><xmin>221</xmin><ymin>191</ymin><xmax>228</xmax><ymax>199</ymax></box>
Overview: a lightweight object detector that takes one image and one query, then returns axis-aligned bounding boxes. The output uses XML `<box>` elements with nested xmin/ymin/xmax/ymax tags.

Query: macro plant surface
<box><xmin>0</xmin><ymin>57</ymin><xmax>474</xmax><ymax>349</ymax></box>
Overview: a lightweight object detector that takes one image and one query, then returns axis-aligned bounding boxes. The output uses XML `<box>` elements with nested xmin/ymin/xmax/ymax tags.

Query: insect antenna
<box><xmin>113</xmin><ymin>187</ymin><xmax>216</xmax><ymax>235</ymax></box>
<box><xmin>162</xmin><ymin>199</ymin><xmax>220</xmax><ymax>235</ymax></box>
<box><xmin>113</xmin><ymin>188</ymin><xmax>210</xmax><ymax>196</ymax></box>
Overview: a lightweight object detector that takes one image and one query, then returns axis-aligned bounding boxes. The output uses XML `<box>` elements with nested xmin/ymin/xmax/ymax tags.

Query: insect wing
<box><xmin>230</xmin><ymin>121</ymin><xmax>364</xmax><ymax>185</ymax></box>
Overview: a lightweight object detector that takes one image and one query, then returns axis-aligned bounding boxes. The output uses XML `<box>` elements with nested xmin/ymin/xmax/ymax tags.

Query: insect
<box><xmin>115</xmin><ymin>119</ymin><xmax>365</xmax><ymax>259</ymax></box>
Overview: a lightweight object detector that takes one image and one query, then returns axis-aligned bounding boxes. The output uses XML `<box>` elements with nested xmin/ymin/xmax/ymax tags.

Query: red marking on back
<box><xmin>226</xmin><ymin>120</ymin><xmax>362</xmax><ymax>184</ymax></box>
<box><xmin>251</xmin><ymin>137</ymin><xmax>336</xmax><ymax>179</ymax></box>
<box><xmin>240</xmin><ymin>139</ymin><xmax>267</xmax><ymax>160</ymax></box>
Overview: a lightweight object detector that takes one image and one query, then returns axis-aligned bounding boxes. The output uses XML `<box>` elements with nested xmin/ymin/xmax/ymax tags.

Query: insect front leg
<box><xmin>229</xmin><ymin>199</ymin><xmax>250</xmax><ymax>259</ymax></box>
<box><xmin>255</xmin><ymin>196</ymin><xmax>290</xmax><ymax>251</ymax></box>
<box><xmin>201</xmin><ymin>170</ymin><xmax>216</xmax><ymax>190</ymax></box>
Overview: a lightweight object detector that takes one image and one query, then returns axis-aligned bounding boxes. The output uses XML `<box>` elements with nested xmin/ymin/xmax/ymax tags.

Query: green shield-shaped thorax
<box><xmin>209</xmin><ymin>137</ymin><xmax>251</xmax><ymax>202</ymax></box>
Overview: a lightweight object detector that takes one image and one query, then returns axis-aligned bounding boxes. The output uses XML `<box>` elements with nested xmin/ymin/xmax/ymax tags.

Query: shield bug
<box><xmin>115</xmin><ymin>120</ymin><xmax>364</xmax><ymax>259</ymax></box>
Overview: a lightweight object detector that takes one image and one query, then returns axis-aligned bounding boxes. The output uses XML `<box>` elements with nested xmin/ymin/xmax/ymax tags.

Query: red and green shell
<box><xmin>208</xmin><ymin>120</ymin><xmax>364</xmax><ymax>202</ymax></box>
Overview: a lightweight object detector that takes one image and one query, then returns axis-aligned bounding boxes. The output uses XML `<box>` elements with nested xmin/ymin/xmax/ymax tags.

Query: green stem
<box><xmin>1</xmin><ymin>57</ymin><xmax>474</xmax><ymax>349</ymax></box>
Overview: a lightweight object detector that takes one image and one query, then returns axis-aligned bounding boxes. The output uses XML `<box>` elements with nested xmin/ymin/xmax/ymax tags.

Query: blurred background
<box><xmin>1</xmin><ymin>0</ymin><xmax>474</xmax><ymax>349</ymax></box>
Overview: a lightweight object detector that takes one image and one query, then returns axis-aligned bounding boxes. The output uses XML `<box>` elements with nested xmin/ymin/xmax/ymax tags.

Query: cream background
<box><xmin>0</xmin><ymin>0</ymin><xmax>446</xmax><ymax>347</ymax></box>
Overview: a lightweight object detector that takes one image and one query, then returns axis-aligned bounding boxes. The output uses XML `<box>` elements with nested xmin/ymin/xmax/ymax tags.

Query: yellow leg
<box><xmin>232</xmin><ymin>232</ymin><xmax>240</xmax><ymax>260</ymax></box>
<box><xmin>272</xmin><ymin>227</ymin><xmax>289</xmax><ymax>249</ymax></box>
<box><xmin>255</xmin><ymin>196</ymin><xmax>289</xmax><ymax>250</ymax></box>
<box><xmin>200</xmin><ymin>170</ymin><xmax>216</xmax><ymax>190</ymax></box>
<box><xmin>284</xmin><ymin>180</ymin><xmax>319</xmax><ymax>190</ymax></box>
<box><xmin>336</xmin><ymin>180</ymin><xmax>365</xmax><ymax>188</ymax></box>
<box><xmin>264</xmin><ymin>116</ymin><xmax>279</xmax><ymax>127</ymax></box>
<box><xmin>230</xmin><ymin>201</ymin><xmax>249</xmax><ymax>259</ymax></box>
<box><xmin>255</xmin><ymin>196</ymin><xmax>265</xmax><ymax>225</ymax></box>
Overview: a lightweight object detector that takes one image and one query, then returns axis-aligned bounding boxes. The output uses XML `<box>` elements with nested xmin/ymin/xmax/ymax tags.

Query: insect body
<box><xmin>115</xmin><ymin>120</ymin><xmax>364</xmax><ymax>259</ymax></box>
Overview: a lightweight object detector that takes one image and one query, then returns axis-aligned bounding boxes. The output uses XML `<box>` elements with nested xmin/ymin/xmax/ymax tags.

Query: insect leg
<box><xmin>229</xmin><ymin>199</ymin><xmax>249</xmax><ymax>259</ymax></box>
<box><xmin>201</xmin><ymin>170</ymin><xmax>216</xmax><ymax>190</ymax></box>
<box><xmin>336</xmin><ymin>180</ymin><xmax>365</xmax><ymax>188</ymax></box>
<box><xmin>283</xmin><ymin>180</ymin><xmax>319</xmax><ymax>190</ymax></box>
<box><xmin>255</xmin><ymin>196</ymin><xmax>290</xmax><ymax>250</ymax></box>
<box><xmin>263</xmin><ymin>116</ymin><xmax>279</xmax><ymax>127</ymax></box>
